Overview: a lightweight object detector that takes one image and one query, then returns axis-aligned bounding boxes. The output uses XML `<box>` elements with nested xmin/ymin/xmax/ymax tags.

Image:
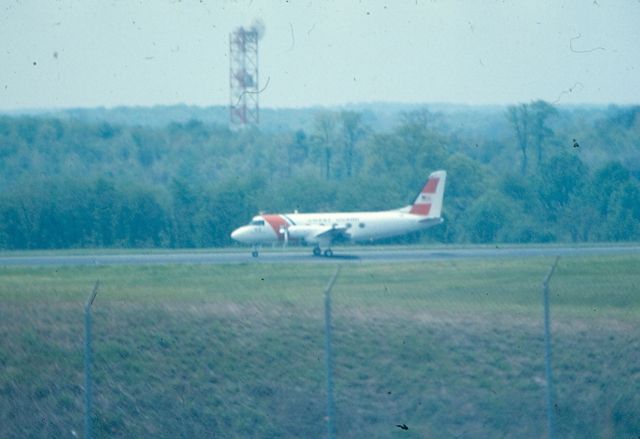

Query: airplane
<box><xmin>230</xmin><ymin>170</ymin><xmax>447</xmax><ymax>257</ymax></box>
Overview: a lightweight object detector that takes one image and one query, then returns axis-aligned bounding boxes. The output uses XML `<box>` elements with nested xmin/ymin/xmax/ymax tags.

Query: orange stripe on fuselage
<box><xmin>262</xmin><ymin>214</ymin><xmax>289</xmax><ymax>240</ymax></box>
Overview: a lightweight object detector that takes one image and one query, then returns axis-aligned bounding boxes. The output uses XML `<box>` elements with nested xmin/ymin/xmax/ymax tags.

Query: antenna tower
<box><xmin>229</xmin><ymin>26</ymin><xmax>259</xmax><ymax>127</ymax></box>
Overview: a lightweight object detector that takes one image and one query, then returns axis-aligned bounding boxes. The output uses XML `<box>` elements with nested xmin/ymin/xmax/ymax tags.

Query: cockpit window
<box><xmin>250</xmin><ymin>220</ymin><xmax>265</xmax><ymax>226</ymax></box>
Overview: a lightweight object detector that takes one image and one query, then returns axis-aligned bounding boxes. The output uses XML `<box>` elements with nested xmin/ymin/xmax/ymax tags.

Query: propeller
<box><xmin>280</xmin><ymin>226</ymin><xmax>289</xmax><ymax>248</ymax></box>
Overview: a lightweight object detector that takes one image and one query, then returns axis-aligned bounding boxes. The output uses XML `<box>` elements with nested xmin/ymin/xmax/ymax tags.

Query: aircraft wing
<box><xmin>287</xmin><ymin>224</ymin><xmax>350</xmax><ymax>244</ymax></box>
<box><xmin>313</xmin><ymin>226</ymin><xmax>350</xmax><ymax>241</ymax></box>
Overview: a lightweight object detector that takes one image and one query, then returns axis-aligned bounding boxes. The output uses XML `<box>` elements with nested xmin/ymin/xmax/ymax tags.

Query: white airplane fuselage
<box><xmin>231</xmin><ymin>211</ymin><xmax>441</xmax><ymax>245</ymax></box>
<box><xmin>288</xmin><ymin>210</ymin><xmax>442</xmax><ymax>242</ymax></box>
<box><xmin>231</xmin><ymin>170</ymin><xmax>447</xmax><ymax>257</ymax></box>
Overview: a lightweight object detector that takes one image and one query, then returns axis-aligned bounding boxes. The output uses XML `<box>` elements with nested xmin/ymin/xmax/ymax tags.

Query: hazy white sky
<box><xmin>1</xmin><ymin>0</ymin><xmax>639</xmax><ymax>110</ymax></box>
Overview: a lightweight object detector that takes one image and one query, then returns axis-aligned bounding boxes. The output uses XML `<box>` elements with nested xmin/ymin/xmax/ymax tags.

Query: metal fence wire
<box><xmin>0</xmin><ymin>254</ymin><xmax>638</xmax><ymax>438</ymax></box>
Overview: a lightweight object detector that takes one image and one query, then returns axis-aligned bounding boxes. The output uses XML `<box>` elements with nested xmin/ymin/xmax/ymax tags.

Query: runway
<box><xmin>1</xmin><ymin>245</ymin><xmax>638</xmax><ymax>267</ymax></box>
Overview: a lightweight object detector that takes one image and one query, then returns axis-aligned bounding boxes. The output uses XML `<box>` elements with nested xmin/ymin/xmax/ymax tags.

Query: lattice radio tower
<box><xmin>229</xmin><ymin>22</ymin><xmax>263</xmax><ymax>127</ymax></box>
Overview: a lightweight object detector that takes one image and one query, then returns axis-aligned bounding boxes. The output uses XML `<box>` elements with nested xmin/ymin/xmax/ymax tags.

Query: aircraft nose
<box><xmin>231</xmin><ymin>227</ymin><xmax>247</xmax><ymax>242</ymax></box>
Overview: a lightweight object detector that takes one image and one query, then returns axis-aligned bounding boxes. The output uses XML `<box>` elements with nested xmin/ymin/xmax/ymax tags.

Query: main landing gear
<box><xmin>313</xmin><ymin>246</ymin><xmax>333</xmax><ymax>258</ymax></box>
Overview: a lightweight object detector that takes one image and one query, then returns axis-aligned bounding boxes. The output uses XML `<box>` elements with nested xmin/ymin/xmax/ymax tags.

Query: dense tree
<box><xmin>121</xmin><ymin>189</ymin><xmax>168</xmax><ymax>247</ymax></box>
<box><xmin>285</xmin><ymin>130</ymin><xmax>309</xmax><ymax>177</ymax></box>
<box><xmin>169</xmin><ymin>178</ymin><xmax>201</xmax><ymax>247</ymax></box>
<box><xmin>537</xmin><ymin>152</ymin><xmax>588</xmax><ymax>215</ymax></box>
<box><xmin>0</xmin><ymin>105</ymin><xmax>638</xmax><ymax>249</ymax></box>
<box><xmin>431</xmin><ymin>154</ymin><xmax>491</xmax><ymax>243</ymax></box>
<box><xmin>601</xmin><ymin>181</ymin><xmax>640</xmax><ymax>241</ymax></box>
<box><xmin>592</xmin><ymin>162</ymin><xmax>630</xmax><ymax>214</ymax></box>
<box><xmin>363</xmin><ymin>109</ymin><xmax>448</xmax><ymax>195</ymax></box>
<box><xmin>463</xmin><ymin>191</ymin><xmax>512</xmax><ymax>243</ymax></box>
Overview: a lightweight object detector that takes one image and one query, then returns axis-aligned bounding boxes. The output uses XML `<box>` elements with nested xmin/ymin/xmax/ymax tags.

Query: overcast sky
<box><xmin>1</xmin><ymin>0</ymin><xmax>639</xmax><ymax>110</ymax></box>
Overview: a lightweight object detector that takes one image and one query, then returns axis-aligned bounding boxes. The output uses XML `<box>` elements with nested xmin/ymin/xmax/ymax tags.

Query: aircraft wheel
<box><xmin>313</xmin><ymin>247</ymin><xmax>322</xmax><ymax>257</ymax></box>
<box><xmin>323</xmin><ymin>249</ymin><xmax>333</xmax><ymax>258</ymax></box>
<box><xmin>251</xmin><ymin>251</ymin><xmax>259</xmax><ymax>258</ymax></box>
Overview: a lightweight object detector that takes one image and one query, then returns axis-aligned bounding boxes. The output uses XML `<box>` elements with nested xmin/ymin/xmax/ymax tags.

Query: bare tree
<box><xmin>507</xmin><ymin>104</ymin><xmax>530</xmax><ymax>175</ymax></box>
<box><xmin>340</xmin><ymin>111</ymin><xmax>366</xmax><ymax>178</ymax></box>
<box><xmin>313</xmin><ymin>112</ymin><xmax>338</xmax><ymax>180</ymax></box>
<box><xmin>530</xmin><ymin>100</ymin><xmax>558</xmax><ymax>167</ymax></box>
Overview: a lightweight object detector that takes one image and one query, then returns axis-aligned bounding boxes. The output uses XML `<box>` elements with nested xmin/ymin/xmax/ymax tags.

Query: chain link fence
<box><xmin>1</xmin><ymin>253</ymin><xmax>638</xmax><ymax>438</ymax></box>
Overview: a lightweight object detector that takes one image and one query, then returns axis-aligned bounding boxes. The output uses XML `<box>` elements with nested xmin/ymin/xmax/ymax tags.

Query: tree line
<box><xmin>0</xmin><ymin>103</ymin><xmax>639</xmax><ymax>249</ymax></box>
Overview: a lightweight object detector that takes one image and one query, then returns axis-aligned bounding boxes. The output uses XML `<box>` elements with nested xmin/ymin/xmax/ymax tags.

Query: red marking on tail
<box><xmin>410</xmin><ymin>204</ymin><xmax>431</xmax><ymax>216</ymax></box>
<box><xmin>410</xmin><ymin>177</ymin><xmax>439</xmax><ymax>215</ymax></box>
<box><xmin>424</xmin><ymin>177</ymin><xmax>439</xmax><ymax>194</ymax></box>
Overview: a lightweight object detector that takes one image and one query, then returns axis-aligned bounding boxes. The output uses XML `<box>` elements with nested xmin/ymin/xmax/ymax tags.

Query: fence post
<box><xmin>84</xmin><ymin>280</ymin><xmax>100</xmax><ymax>439</ymax></box>
<box><xmin>324</xmin><ymin>266</ymin><xmax>341</xmax><ymax>439</ymax></box>
<box><xmin>542</xmin><ymin>257</ymin><xmax>559</xmax><ymax>439</ymax></box>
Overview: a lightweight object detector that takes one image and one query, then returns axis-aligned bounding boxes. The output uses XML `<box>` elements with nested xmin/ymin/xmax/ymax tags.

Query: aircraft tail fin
<box><xmin>409</xmin><ymin>170</ymin><xmax>447</xmax><ymax>218</ymax></box>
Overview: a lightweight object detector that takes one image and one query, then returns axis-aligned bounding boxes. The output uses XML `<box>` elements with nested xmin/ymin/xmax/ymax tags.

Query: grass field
<box><xmin>1</xmin><ymin>254</ymin><xmax>639</xmax><ymax>438</ymax></box>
